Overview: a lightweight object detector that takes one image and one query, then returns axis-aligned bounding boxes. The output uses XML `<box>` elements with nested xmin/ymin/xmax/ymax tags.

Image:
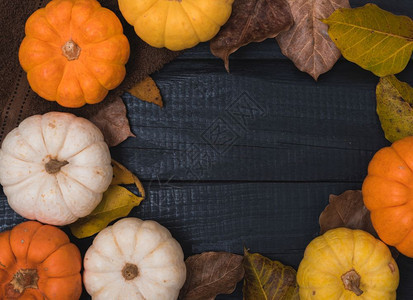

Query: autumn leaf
<box><xmin>243</xmin><ymin>248</ymin><xmax>299</xmax><ymax>300</ymax></box>
<box><xmin>179</xmin><ymin>252</ymin><xmax>244</xmax><ymax>300</ymax></box>
<box><xmin>69</xmin><ymin>160</ymin><xmax>145</xmax><ymax>238</ymax></box>
<box><xmin>323</xmin><ymin>4</ymin><xmax>413</xmax><ymax>77</ymax></box>
<box><xmin>276</xmin><ymin>0</ymin><xmax>350</xmax><ymax>80</ymax></box>
<box><xmin>210</xmin><ymin>0</ymin><xmax>293</xmax><ymax>72</ymax></box>
<box><xmin>319</xmin><ymin>190</ymin><xmax>376</xmax><ymax>236</ymax></box>
<box><xmin>111</xmin><ymin>159</ymin><xmax>146</xmax><ymax>198</ymax></box>
<box><xmin>89</xmin><ymin>96</ymin><xmax>135</xmax><ymax>147</ymax></box>
<box><xmin>376</xmin><ymin>75</ymin><xmax>413</xmax><ymax>143</ymax></box>
<box><xmin>129</xmin><ymin>76</ymin><xmax>163</xmax><ymax>107</ymax></box>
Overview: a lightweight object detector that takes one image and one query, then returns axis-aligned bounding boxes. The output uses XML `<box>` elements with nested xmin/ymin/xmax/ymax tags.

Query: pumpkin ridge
<box><xmin>44</xmin><ymin>1</ymin><xmax>74</xmax><ymax>46</ymax></box>
<box><xmin>391</xmin><ymin>145</ymin><xmax>413</xmax><ymax>175</ymax></box>
<box><xmin>17</xmin><ymin>224</ymin><xmax>42</xmax><ymax>266</ymax></box>
<box><xmin>177</xmin><ymin>3</ymin><xmax>201</xmax><ymax>43</ymax></box>
<box><xmin>321</xmin><ymin>234</ymin><xmax>347</xmax><ymax>270</ymax></box>
<box><xmin>133</xmin><ymin>0</ymin><xmax>160</xmax><ymax>22</ymax></box>
<box><xmin>58</xmin><ymin>170</ymin><xmax>96</xmax><ymax>194</ymax></box>
<box><xmin>372</xmin><ymin>206</ymin><xmax>413</xmax><ymax>244</ymax></box>
<box><xmin>25</xmin><ymin>11</ymin><xmax>62</xmax><ymax>47</ymax></box>
<box><xmin>54</xmin><ymin>174</ymin><xmax>82</xmax><ymax>219</ymax></box>
<box><xmin>183</xmin><ymin>0</ymin><xmax>220</xmax><ymax>27</ymax></box>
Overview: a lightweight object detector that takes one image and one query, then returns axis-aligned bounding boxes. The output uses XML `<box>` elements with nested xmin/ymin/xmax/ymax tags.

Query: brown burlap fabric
<box><xmin>0</xmin><ymin>0</ymin><xmax>181</xmax><ymax>144</ymax></box>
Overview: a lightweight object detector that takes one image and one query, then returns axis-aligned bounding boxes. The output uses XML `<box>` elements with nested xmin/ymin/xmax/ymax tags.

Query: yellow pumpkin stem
<box><xmin>122</xmin><ymin>263</ymin><xmax>139</xmax><ymax>280</ymax></box>
<box><xmin>5</xmin><ymin>269</ymin><xmax>39</xmax><ymax>297</ymax></box>
<box><xmin>62</xmin><ymin>39</ymin><xmax>81</xmax><ymax>60</ymax></box>
<box><xmin>45</xmin><ymin>159</ymin><xmax>69</xmax><ymax>174</ymax></box>
<box><xmin>341</xmin><ymin>269</ymin><xmax>363</xmax><ymax>296</ymax></box>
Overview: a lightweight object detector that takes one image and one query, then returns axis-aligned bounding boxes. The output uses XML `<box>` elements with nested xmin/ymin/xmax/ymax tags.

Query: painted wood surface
<box><xmin>1</xmin><ymin>0</ymin><xmax>413</xmax><ymax>299</ymax></box>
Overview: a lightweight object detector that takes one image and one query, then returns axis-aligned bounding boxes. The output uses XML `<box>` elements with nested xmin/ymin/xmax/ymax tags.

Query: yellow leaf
<box><xmin>323</xmin><ymin>4</ymin><xmax>413</xmax><ymax>77</ymax></box>
<box><xmin>69</xmin><ymin>185</ymin><xmax>144</xmax><ymax>239</ymax></box>
<box><xmin>111</xmin><ymin>159</ymin><xmax>145</xmax><ymax>199</ymax></box>
<box><xmin>376</xmin><ymin>75</ymin><xmax>413</xmax><ymax>142</ymax></box>
<box><xmin>129</xmin><ymin>76</ymin><xmax>163</xmax><ymax>107</ymax></box>
<box><xmin>243</xmin><ymin>248</ymin><xmax>299</xmax><ymax>300</ymax></box>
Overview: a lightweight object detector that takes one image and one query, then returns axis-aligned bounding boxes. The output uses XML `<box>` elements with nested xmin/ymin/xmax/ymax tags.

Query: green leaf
<box><xmin>323</xmin><ymin>4</ymin><xmax>413</xmax><ymax>77</ymax></box>
<box><xmin>243</xmin><ymin>248</ymin><xmax>299</xmax><ymax>300</ymax></box>
<box><xmin>376</xmin><ymin>75</ymin><xmax>413</xmax><ymax>142</ymax></box>
<box><xmin>69</xmin><ymin>185</ymin><xmax>144</xmax><ymax>238</ymax></box>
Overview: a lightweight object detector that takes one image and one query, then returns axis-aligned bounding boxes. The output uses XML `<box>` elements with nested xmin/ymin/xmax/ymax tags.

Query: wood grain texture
<box><xmin>0</xmin><ymin>1</ymin><xmax>413</xmax><ymax>299</ymax></box>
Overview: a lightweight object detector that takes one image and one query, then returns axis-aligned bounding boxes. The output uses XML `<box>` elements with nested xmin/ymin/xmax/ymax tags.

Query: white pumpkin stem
<box><xmin>341</xmin><ymin>269</ymin><xmax>363</xmax><ymax>296</ymax></box>
<box><xmin>62</xmin><ymin>39</ymin><xmax>81</xmax><ymax>60</ymax></box>
<box><xmin>6</xmin><ymin>269</ymin><xmax>38</xmax><ymax>297</ymax></box>
<box><xmin>45</xmin><ymin>159</ymin><xmax>69</xmax><ymax>174</ymax></box>
<box><xmin>122</xmin><ymin>263</ymin><xmax>139</xmax><ymax>280</ymax></box>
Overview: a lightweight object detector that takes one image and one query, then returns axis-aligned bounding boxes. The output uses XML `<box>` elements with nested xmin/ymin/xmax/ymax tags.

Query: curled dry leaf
<box><xmin>323</xmin><ymin>4</ymin><xmax>413</xmax><ymax>77</ymax></box>
<box><xmin>243</xmin><ymin>248</ymin><xmax>299</xmax><ymax>300</ymax></box>
<box><xmin>276</xmin><ymin>0</ymin><xmax>350</xmax><ymax>80</ymax></box>
<box><xmin>89</xmin><ymin>96</ymin><xmax>135</xmax><ymax>147</ymax></box>
<box><xmin>376</xmin><ymin>75</ymin><xmax>413</xmax><ymax>143</ymax></box>
<box><xmin>69</xmin><ymin>160</ymin><xmax>145</xmax><ymax>238</ymax></box>
<box><xmin>210</xmin><ymin>0</ymin><xmax>294</xmax><ymax>72</ymax></box>
<box><xmin>319</xmin><ymin>190</ymin><xmax>376</xmax><ymax>236</ymax></box>
<box><xmin>128</xmin><ymin>76</ymin><xmax>163</xmax><ymax>108</ymax></box>
<box><xmin>179</xmin><ymin>252</ymin><xmax>244</xmax><ymax>300</ymax></box>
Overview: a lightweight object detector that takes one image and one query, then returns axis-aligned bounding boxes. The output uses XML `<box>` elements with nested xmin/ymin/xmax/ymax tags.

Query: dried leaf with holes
<box><xmin>276</xmin><ymin>0</ymin><xmax>350</xmax><ymax>80</ymax></box>
<box><xmin>129</xmin><ymin>76</ymin><xmax>163</xmax><ymax>107</ymax></box>
<box><xmin>243</xmin><ymin>248</ymin><xmax>299</xmax><ymax>300</ymax></box>
<box><xmin>210</xmin><ymin>0</ymin><xmax>293</xmax><ymax>72</ymax></box>
<box><xmin>179</xmin><ymin>252</ymin><xmax>244</xmax><ymax>300</ymax></box>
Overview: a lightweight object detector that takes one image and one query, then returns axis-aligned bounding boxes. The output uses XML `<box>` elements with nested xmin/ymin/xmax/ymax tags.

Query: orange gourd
<box><xmin>0</xmin><ymin>221</ymin><xmax>82</xmax><ymax>299</ymax></box>
<box><xmin>19</xmin><ymin>0</ymin><xmax>130</xmax><ymax>108</ymax></box>
<box><xmin>362</xmin><ymin>136</ymin><xmax>413</xmax><ymax>257</ymax></box>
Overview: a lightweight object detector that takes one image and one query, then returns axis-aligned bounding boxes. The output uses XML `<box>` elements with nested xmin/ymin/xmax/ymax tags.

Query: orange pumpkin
<box><xmin>362</xmin><ymin>136</ymin><xmax>413</xmax><ymax>257</ymax></box>
<box><xmin>0</xmin><ymin>221</ymin><xmax>82</xmax><ymax>299</ymax></box>
<box><xmin>19</xmin><ymin>0</ymin><xmax>130</xmax><ymax>108</ymax></box>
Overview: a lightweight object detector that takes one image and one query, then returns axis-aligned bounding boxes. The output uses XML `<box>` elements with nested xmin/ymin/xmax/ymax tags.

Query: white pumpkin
<box><xmin>83</xmin><ymin>217</ymin><xmax>187</xmax><ymax>300</ymax></box>
<box><xmin>0</xmin><ymin>112</ymin><xmax>112</xmax><ymax>225</ymax></box>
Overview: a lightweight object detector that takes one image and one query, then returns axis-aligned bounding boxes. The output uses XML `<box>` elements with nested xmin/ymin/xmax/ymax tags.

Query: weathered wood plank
<box><xmin>114</xmin><ymin>60</ymin><xmax>412</xmax><ymax>182</ymax></box>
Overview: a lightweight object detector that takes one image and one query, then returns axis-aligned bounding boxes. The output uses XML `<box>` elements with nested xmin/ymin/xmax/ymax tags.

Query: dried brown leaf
<box><xmin>128</xmin><ymin>76</ymin><xmax>163</xmax><ymax>107</ymax></box>
<box><xmin>210</xmin><ymin>0</ymin><xmax>294</xmax><ymax>72</ymax></box>
<box><xmin>179</xmin><ymin>252</ymin><xmax>244</xmax><ymax>300</ymax></box>
<box><xmin>276</xmin><ymin>0</ymin><xmax>350</xmax><ymax>80</ymax></box>
<box><xmin>319</xmin><ymin>190</ymin><xmax>376</xmax><ymax>235</ymax></box>
<box><xmin>243</xmin><ymin>249</ymin><xmax>299</xmax><ymax>300</ymax></box>
<box><xmin>89</xmin><ymin>97</ymin><xmax>135</xmax><ymax>147</ymax></box>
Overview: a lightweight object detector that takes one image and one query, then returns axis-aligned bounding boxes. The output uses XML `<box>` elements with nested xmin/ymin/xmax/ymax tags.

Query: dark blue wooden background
<box><xmin>1</xmin><ymin>0</ymin><xmax>413</xmax><ymax>299</ymax></box>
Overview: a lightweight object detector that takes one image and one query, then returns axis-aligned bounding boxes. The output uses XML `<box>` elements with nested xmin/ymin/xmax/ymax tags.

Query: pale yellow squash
<box><xmin>118</xmin><ymin>0</ymin><xmax>234</xmax><ymax>50</ymax></box>
<box><xmin>297</xmin><ymin>228</ymin><xmax>399</xmax><ymax>299</ymax></box>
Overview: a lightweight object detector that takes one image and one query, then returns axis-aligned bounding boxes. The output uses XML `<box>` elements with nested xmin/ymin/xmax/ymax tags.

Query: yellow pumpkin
<box><xmin>118</xmin><ymin>0</ymin><xmax>234</xmax><ymax>51</ymax></box>
<box><xmin>297</xmin><ymin>228</ymin><xmax>399</xmax><ymax>299</ymax></box>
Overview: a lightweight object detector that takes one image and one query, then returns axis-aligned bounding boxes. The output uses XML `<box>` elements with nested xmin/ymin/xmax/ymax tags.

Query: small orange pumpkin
<box><xmin>19</xmin><ymin>0</ymin><xmax>130</xmax><ymax>108</ymax></box>
<box><xmin>362</xmin><ymin>136</ymin><xmax>413</xmax><ymax>257</ymax></box>
<box><xmin>0</xmin><ymin>221</ymin><xmax>82</xmax><ymax>299</ymax></box>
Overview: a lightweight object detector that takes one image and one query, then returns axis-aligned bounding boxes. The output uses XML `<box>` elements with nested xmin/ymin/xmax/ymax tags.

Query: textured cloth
<box><xmin>0</xmin><ymin>0</ymin><xmax>181</xmax><ymax>144</ymax></box>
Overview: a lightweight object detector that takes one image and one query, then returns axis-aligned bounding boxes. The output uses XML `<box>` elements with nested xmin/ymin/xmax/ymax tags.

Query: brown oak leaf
<box><xmin>129</xmin><ymin>76</ymin><xmax>163</xmax><ymax>108</ymax></box>
<box><xmin>243</xmin><ymin>248</ymin><xmax>299</xmax><ymax>300</ymax></box>
<box><xmin>89</xmin><ymin>96</ymin><xmax>135</xmax><ymax>147</ymax></box>
<box><xmin>210</xmin><ymin>0</ymin><xmax>294</xmax><ymax>72</ymax></box>
<box><xmin>319</xmin><ymin>190</ymin><xmax>376</xmax><ymax>236</ymax></box>
<box><xmin>276</xmin><ymin>0</ymin><xmax>350</xmax><ymax>80</ymax></box>
<box><xmin>179</xmin><ymin>252</ymin><xmax>244</xmax><ymax>300</ymax></box>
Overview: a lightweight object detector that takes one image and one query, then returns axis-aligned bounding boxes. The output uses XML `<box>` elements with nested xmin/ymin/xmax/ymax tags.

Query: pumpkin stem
<box><xmin>342</xmin><ymin>269</ymin><xmax>363</xmax><ymax>296</ymax></box>
<box><xmin>122</xmin><ymin>263</ymin><xmax>139</xmax><ymax>280</ymax></box>
<box><xmin>62</xmin><ymin>39</ymin><xmax>81</xmax><ymax>60</ymax></box>
<box><xmin>5</xmin><ymin>269</ymin><xmax>39</xmax><ymax>297</ymax></box>
<box><xmin>45</xmin><ymin>159</ymin><xmax>69</xmax><ymax>174</ymax></box>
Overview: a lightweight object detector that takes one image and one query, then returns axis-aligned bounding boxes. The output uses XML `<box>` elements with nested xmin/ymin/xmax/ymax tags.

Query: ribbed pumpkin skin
<box><xmin>297</xmin><ymin>228</ymin><xmax>399</xmax><ymax>300</ymax></box>
<box><xmin>83</xmin><ymin>217</ymin><xmax>186</xmax><ymax>300</ymax></box>
<box><xmin>19</xmin><ymin>0</ymin><xmax>130</xmax><ymax>108</ymax></box>
<box><xmin>0</xmin><ymin>221</ymin><xmax>82</xmax><ymax>300</ymax></box>
<box><xmin>118</xmin><ymin>0</ymin><xmax>234</xmax><ymax>51</ymax></box>
<box><xmin>362</xmin><ymin>136</ymin><xmax>413</xmax><ymax>257</ymax></box>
